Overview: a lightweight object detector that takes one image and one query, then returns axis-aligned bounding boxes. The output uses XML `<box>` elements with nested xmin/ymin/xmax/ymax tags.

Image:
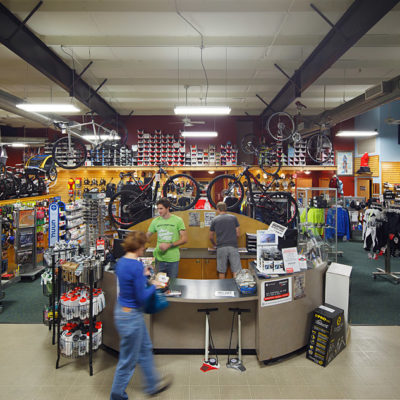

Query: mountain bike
<box><xmin>52</xmin><ymin>119</ymin><xmax>126</xmax><ymax>169</ymax></box>
<box><xmin>266</xmin><ymin>101</ymin><xmax>333</xmax><ymax>164</ymax></box>
<box><xmin>206</xmin><ymin>159</ymin><xmax>298</xmax><ymax>226</ymax></box>
<box><xmin>108</xmin><ymin>165</ymin><xmax>200</xmax><ymax>228</ymax></box>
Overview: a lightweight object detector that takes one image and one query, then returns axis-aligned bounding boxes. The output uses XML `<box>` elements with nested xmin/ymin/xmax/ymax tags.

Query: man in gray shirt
<box><xmin>209</xmin><ymin>202</ymin><xmax>242</xmax><ymax>279</ymax></box>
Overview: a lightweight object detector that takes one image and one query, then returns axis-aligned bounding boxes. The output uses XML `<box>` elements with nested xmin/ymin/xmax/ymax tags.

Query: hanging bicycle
<box><xmin>206</xmin><ymin>152</ymin><xmax>298</xmax><ymax>226</ymax></box>
<box><xmin>108</xmin><ymin>165</ymin><xmax>201</xmax><ymax>228</ymax></box>
<box><xmin>266</xmin><ymin>101</ymin><xmax>333</xmax><ymax>164</ymax></box>
<box><xmin>52</xmin><ymin>119</ymin><xmax>126</xmax><ymax>169</ymax></box>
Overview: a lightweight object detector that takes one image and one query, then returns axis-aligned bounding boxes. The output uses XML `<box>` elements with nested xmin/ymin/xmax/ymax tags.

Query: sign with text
<box><xmin>282</xmin><ymin>247</ymin><xmax>300</xmax><ymax>273</ymax></box>
<box><xmin>49</xmin><ymin>202</ymin><xmax>59</xmax><ymax>247</ymax></box>
<box><xmin>261</xmin><ymin>277</ymin><xmax>292</xmax><ymax>307</ymax></box>
<box><xmin>267</xmin><ymin>221</ymin><xmax>288</xmax><ymax>238</ymax></box>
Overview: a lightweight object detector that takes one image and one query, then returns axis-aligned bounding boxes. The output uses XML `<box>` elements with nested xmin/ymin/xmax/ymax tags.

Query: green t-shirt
<box><xmin>148</xmin><ymin>214</ymin><xmax>186</xmax><ymax>262</ymax></box>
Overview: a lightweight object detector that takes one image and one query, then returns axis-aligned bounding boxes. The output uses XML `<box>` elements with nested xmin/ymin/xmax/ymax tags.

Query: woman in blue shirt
<box><xmin>110</xmin><ymin>231</ymin><xmax>171</xmax><ymax>400</ymax></box>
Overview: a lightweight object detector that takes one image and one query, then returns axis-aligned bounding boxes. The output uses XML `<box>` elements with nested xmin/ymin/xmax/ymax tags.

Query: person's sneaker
<box><xmin>149</xmin><ymin>375</ymin><xmax>172</xmax><ymax>397</ymax></box>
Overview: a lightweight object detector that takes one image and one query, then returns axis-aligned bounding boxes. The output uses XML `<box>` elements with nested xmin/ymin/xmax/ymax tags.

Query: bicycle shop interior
<box><xmin>0</xmin><ymin>1</ymin><xmax>400</xmax><ymax>399</ymax></box>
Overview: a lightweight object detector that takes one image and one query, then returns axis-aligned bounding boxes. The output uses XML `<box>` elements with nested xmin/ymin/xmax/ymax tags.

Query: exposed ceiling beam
<box><xmin>2</xmin><ymin>0</ymin><xmax>358</xmax><ymax>13</ymax></box>
<box><xmin>260</xmin><ymin>0</ymin><xmax>400</xmax><ymax>118</ymax></box>
<box><xmin>0</xmin><ymin>3</ymin><xmax>121</xmax><ymax>124</ymax></box>
<box><xmin>40</xmin><ymin>33</ymin><xmax>400</xmax><ymax>48</ymax></box>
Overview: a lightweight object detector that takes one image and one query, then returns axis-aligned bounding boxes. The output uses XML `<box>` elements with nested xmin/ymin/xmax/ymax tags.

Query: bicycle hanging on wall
<box><xmin>206</xmin><ymin>140</ymin><xmax>298</xmax><ymax>226</ymax></box>
<box><xmin>52</xmin><ymin>119</ymin><xmax>126</xmax><ymax>169</ymax></box>
<box><xmin>266</xmin><ymin>101</ymin><xmax>333</xmax><ymax>165</ymax></box>
<box><xmin>108</xmin><ymin>165</ymin><xmax>201</xmax><ymax>228</ymax></box>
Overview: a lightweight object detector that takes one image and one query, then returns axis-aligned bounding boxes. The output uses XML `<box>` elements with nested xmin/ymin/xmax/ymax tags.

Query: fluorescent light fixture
<box><xmin>10</xmin><ymin>143</ymin><xmax>28</xmax><ymax>147</ymax></box>
<box><xmin>82</xmin><ymin>134</ymin><xmax>120</xmax><ymax>141</ymax></box>
<box><xmin>16</xmin><ymin>103</ymin><xmax>80</xmax><ymax>113</ymax></box>
<box><xmin>174</xmin><ymin>106</ymin><xmax>231</xmax><ymax>115</ymax></box>
<box><xmin>208</xmin><ymin>170</ymin><xmax>215</xmax><ymax>175</ymax></box>
<box><xmin>336</xmin><ymin>130</ymin><xmax>378</xmax><ymax>137</ymax></box>
<box><xmin>181</xmin><ymin>131</ymin><xmax>218</xmax><ymax>138</ymax></box>
<box><xmin>304</xmin><ymin>170</ymin><xmax>311</xmax><ymax>175</ymax></box>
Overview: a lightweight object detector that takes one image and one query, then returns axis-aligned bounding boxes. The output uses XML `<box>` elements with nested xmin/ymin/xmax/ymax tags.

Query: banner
<box><xmin>49</xmin><ymin>202</ymin><xmax>59</xmax><ymax>247</ymax></box>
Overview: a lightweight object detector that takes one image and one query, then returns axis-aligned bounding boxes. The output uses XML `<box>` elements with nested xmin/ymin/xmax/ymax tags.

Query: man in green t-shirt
<box><xmin>147</xmin><ymin>197</ymin><xmax>187</xmax><ymax>278</ymax></box>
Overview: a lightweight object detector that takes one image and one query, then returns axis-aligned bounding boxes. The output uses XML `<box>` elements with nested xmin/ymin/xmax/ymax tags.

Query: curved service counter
<box><xmin>102</xmin><ymin>261</ymin><xmax>327</xmax><ymax>362</ymax></box>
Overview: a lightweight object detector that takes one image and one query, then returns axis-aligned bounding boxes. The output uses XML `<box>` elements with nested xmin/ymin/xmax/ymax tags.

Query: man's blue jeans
<box><xmin>156</xmin><ymin>260</ymin><xmax>179</xmax><ymax>279</ymax></box>
<box><xmin>110</xmin><ymin>303</ymin><xmax>160</xmax><ymax>400</ymax></box>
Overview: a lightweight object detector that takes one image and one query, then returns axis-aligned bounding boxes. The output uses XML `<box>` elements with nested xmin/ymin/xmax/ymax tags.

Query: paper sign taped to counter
<box><xmin>204</xmin><ymin>212</ymin><xmax>216</xmax><ymax>227</ymax></box>
<box><xmin>267</xmin><ymin>221</ymin><xmax>288</xmax><ymax>238</ymax></box>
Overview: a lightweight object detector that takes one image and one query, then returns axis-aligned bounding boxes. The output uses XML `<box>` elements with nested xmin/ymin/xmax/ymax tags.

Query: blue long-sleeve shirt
<box><xmin>116</xmin><ymin>257</ymin><xmax>156</xmax><ymax>308</ymax></box>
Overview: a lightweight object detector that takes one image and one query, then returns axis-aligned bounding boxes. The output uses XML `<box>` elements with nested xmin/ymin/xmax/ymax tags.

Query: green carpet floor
<box><xmin>0</xmin><ymin>241</ymin><xmax>399</xmax><ymax>324</ymax></box>
<box><xmin>339</xmin><ymin>241</ymin><xmax>400</xmax><ymax>325</ymax></box>
<box><xmin>0</xmin><ymin>278</ymin><xmax>44</xmax><ymax>323</ymax></box>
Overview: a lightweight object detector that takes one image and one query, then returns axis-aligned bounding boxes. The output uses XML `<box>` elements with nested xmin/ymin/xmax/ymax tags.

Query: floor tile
<box><xmin>190</xmin><ymin>385</ymin><xmax>220</xmax><ymax>399</ymax></box>
<box><xmin>250</xmin><ymin>384</ymin><xmax>282</xmax><ymax>399</ymax></box>
<box><xmin>278</xmin><ymin>384</ymin><xmax>313</xmax><ymax>399</ymax></box>
<box><xmin>220</xmin><ymin>385</ymin><xmax>252</xmax><ymax>400</ymax></box>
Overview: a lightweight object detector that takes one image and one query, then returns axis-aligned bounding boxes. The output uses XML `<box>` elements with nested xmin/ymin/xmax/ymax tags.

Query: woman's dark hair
<box><xmin>122</xmin><ymin>231</ymin><xmax>147</xmax><ymax>252</ymax></box>
<box><xmin>156</xmin><ymin>197</ymin><xmax>171</xmax><ymax>209</ymax></box>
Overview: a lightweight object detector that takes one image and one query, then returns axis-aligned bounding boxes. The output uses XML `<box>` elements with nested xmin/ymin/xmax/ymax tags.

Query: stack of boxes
<box><xmin>186</xmin><ymin>142</ymin><xmax>237</xmax><ymax>166</ymax></box>
<box><xmin>137</xmin><ymin>130</ymin><xmax>186</xmax><ymax>166</ymax></box>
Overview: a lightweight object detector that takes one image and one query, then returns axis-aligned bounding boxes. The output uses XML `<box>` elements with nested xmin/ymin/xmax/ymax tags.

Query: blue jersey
<box><xmin>116</xmin><ymin>257</ymin><xmax>155</xmax><ymax>308</ymax></box>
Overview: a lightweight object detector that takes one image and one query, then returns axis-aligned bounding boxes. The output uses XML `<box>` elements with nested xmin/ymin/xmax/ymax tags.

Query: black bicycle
<box><xmin>108</xmin><ymin>165</ymin><xmax>200</xmax><ymax>228</ymax></box>
<box><xmin>206</xmin><ymin>158</ymin><xmax>298</xmax><ymax>226</ymax></box>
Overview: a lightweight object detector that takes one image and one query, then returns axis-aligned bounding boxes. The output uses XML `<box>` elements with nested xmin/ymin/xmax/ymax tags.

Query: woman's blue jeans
<box><xmin>110</xmin><ymin>303</ymin><xmax>160</xmax><ymax>400</ymax></box>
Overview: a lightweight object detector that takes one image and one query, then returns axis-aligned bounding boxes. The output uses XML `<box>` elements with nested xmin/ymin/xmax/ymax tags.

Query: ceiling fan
<box><xmin>170</xmin><ymin>116</ymin><xmax>206</xmax><ymax>127</ymax></box>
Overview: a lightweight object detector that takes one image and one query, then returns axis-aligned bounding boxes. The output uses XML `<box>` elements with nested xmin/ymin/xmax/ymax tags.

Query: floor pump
<box><xmin>198</xmin><ymin>307</ymin><xmax>219</xmax><ymax>372</ymax></box>
<box><xmin>227</xmin><ymin>307</ymin><xmax>250</xmax><ymax>372</ymax></box>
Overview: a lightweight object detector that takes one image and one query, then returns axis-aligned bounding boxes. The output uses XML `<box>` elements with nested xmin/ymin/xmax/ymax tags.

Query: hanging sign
<box><xmin>49</xmin><ymin>202</ymin><xmax>59</xmax><ymax>247</ymax></box>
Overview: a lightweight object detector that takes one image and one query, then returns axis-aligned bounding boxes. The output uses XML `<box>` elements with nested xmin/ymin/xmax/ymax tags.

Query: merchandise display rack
<box><xmin>55</xmin><ymin>254</ymin><xmax>105</xmax><ymax>376</ymax></box>
<box><xmin>296</xmin><ymin>187</ymin><xmax>339</xmax><ymax>263</ymax></box>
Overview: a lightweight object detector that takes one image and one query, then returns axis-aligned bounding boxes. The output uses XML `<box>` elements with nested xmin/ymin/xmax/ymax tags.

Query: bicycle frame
<box><xmin>57</xmin><ymin>120</ymin><xmax>120</xmax><ymax>147</ymax></box>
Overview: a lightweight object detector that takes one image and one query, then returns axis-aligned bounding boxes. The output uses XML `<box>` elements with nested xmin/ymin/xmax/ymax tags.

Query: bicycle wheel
<box><xmin>257</xmin><ymin>192</ymin><xmax>298</xmax><ymax>226</ymax></box>
<box><xmin>207</xmin><ymin>174</ymin><xmax>244</xmax><ymax>210</ymax></box>
<box><xmin>266</xmin><ymin>112</ymin><xmax>295</xmax><ymax>141</ymax></box>
<box><xmin>108</xmin><ymin>190</ymin><xmax>152</xmax><ymax>228</ymax></box>
<box><xmin>52</xmin><ymin>136</ymin><xmax>87</xmax><ymax>169</ymax></box>
<box><xmin>241</xmin><ymin>134</ymin><xmax>260</xmax><ymax>155</ymax></box>
<box><xmin>48</xmin><ymin>166</ymin><xmax>58</xmax><ymax>182</ymax></box>
<box><xmin>162</xmin><ymin>174</ymin><xmax>200</xmax><ymax>211</ymax></box>
<box><xmin>307</xmin><ymin>133</ymin><xmax>333</xmax><ymax>164</ymax></box>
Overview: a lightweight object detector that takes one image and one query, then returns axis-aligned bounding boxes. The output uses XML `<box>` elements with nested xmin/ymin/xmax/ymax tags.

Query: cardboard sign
<box><xmin>282</xmin><ymin>247</ymin><xmax>300</xmax><ymax>273</ymax></box>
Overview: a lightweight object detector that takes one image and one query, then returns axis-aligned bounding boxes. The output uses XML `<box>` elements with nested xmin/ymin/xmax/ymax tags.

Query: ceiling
<box><xmin>1</xmin><ymin>0</ymin><xmax>400</xmax><ymax>127</ymax></box>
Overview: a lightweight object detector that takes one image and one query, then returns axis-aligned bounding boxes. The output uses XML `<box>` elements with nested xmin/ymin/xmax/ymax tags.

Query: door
<box><xmin>357</xmin><ymin>178</ymin><xmax>371</xmax><ymax>199</ymax></box>
<box><xmin>319</xmin><ymin>178</ymin><xmax>330</xmax><ymax>188</ymax></box>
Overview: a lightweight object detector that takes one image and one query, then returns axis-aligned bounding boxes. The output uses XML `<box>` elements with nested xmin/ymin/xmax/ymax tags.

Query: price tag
<box><xmin>96</xmin><ymin>239</ymin><xmax>105</xmax><ymax>251</ymax></box>
<box><xmin>215</xmin><ymin>291</ymin><xmax>235</xmax><ymax>297</ymax></box>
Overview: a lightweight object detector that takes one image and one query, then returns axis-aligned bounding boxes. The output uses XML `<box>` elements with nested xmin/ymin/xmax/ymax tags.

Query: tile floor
<box><xmin>0</xmin><ymin>324</ymin><xmax>399</xmax><ymax>400</ymax></box>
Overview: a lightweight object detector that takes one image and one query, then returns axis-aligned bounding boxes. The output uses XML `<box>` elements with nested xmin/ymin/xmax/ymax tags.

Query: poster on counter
<box><xmin>188</xmin><ymin>211</ymin><xmax>200</xmax><ymax>227</ymax></box>
<box><xmin>282</xmin><ymin>247</ymin><xmax>300</xmax><ymax>273</ymax></box>
<box><xmin>293</xmin><ymin>273</ymin><xmax>306</xmax><ymax>300</ymax></box>
<box><xmin>261</xmin><ymin>277</ymin><xmax>292</xmax><ymax>307</ymax></box>
<box><xmin>204</xmin><ymin>212</ymin><xmax>216</xmax><ymax>227</ymax></box>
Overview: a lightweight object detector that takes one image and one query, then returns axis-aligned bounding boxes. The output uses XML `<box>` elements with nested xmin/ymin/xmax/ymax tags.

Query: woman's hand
<box><xmin>150</xmin><ymin>279</ymin><xmax>165</xmax><ymax>289</ymax></box>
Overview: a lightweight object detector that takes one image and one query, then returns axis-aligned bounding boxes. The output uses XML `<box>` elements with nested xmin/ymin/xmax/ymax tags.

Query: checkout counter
<box><xmin>101</xmin><ymin>211</ymin><xmax>326</xmax><ymax>362</ymax></box>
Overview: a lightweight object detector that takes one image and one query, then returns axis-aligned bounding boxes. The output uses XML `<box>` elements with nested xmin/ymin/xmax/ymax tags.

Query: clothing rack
<box><xmin>373</xmin><ymin>204</ymin><xmax>400</xmax><ymax>284</ymax></box>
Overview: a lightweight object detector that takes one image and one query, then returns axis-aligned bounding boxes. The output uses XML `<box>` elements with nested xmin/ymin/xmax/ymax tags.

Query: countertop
<box><xmin>145</xmin><ymin>248</ymin><xmax>257</xmax><ymax>259</ymax></box>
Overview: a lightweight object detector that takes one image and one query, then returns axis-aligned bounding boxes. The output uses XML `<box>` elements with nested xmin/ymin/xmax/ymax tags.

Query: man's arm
<box><xmin>146</xmin><ymin>231</ymin><xmax>153</xmax><ymax>240</ymax></box>
<box><xmin>164</xmin><ymin>230</ymin><xmax>187</xmax><ymax>250</ymax></box>
<box><xmin>236</xmin><ymin>227</ymin><xmax>240</xmax><ymax>238</ymax></box>
<box><xmin>209</xmin><ymin>230</ymin><xmax>216</xmax><ymax>247</ymax></box>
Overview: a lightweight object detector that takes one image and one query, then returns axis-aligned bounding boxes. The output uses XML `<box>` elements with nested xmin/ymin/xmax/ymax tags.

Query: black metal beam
<box><xmin>0</xmin><ymin>3</ymin><xmax>120</xmax><ymax>124</ymax></box>
<box><xmin>260</xmin><ymin>0</ymin><xmax>400</xmax><ymax>118</ymax></box>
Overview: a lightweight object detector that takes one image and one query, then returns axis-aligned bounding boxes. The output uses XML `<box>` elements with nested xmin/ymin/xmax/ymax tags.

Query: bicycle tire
<box><xmin>257</xmin><ymin>192</ymin><xmax>298</xmax><ymax>226</ymax></box>
<box><xmin>266</xmin><ymin>112</ymin><xmax>295</xmax><ymax>141</ymax></box>
<box><xmin>52</xmin><ymin>136</ymin><xmax>87</xmax><ymax>169</ymax></box>
<box><xmin>162</xmin><ymin>174</ymin><xmax>200</xmax><ymax>211</ymax></box>
<box><xmin>108</xmin><ymin>190</ymin><xmax>152</xmax><ymax>228</ymax></box>
<box><xmin>4</xmin><ymin>172</ymin><xmax>17</xmax><ymax>198</ymax></box>
<box><xmin>48</xmin><ymin>166</ymin><xmax>58</xmax><ymax>182</ymax></box>
<box><xmin>241</xmin><ymin>134</ymin><xmax>260</xmax><ymax>155</ymax></box>
<box><xmin>207</xmin><ymin>174</ymin><xmax>244</xmax><ymax>210</ymax></box>
<box><xmin>306</xmin><ymin>133</ymin><xmax>333</xmax><ymax>164</ymax></box>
